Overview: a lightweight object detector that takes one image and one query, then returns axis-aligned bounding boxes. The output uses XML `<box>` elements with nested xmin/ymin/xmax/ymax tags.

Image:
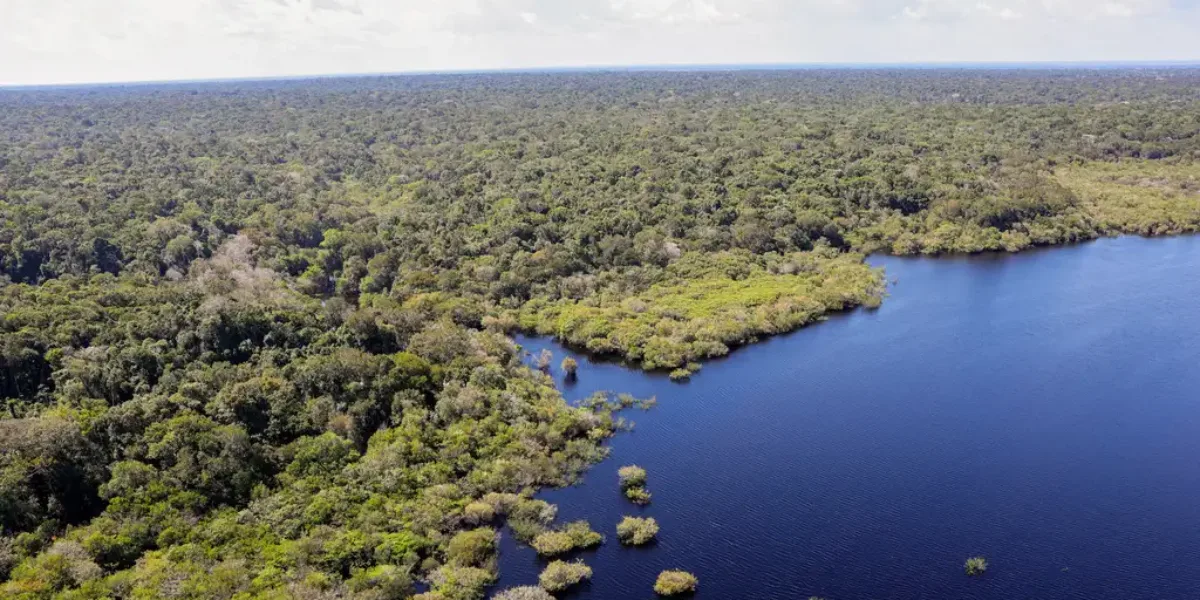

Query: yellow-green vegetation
<box><xmin>538</xmin><ymin>560</ymin><xmax>593</xmax><ymax>593</ymax></box>
<box><xmin>618</xmin><ymin>465</ymin><xmax>648</xmax><ymax>489</ymax></box>
<box><xmin>493</xmin><ymin>586</ymin><xmax>555</xmax><ymax>600</ymax></box>
<box><xmin>616</xmin><ymin>516</ymin><xmax>660</xmax><ymax>546</ymax></box>
<box><xmin>561</xmin><ymin>357</ymin><xmax>579</xmax><ymax>379</ymax></box>
<box><xmin>1057</xmin><ymin>161</ymin><xmax>1200</xmax><ymax>236</ymax></box>
<box><xmin>618</xmin><ymin>465</ymin><xmax>653</xmax><ymax>504</ymax></box>
<box><xmin>965</xmin><ymin>556</ymin><xmax>989</xmax><ymax>576</ymax></box>
<box><xmin>625</xmin><ymin>487</ymin><xmax>653</xmax><ymax>505</ymax></box>
<box><xmin>530</xmin><ymin>521</ymin><xmax>604</xmax><ymax>557</ymax></box>
<box><xmin>519</xmin><ymin>250</ymin><xmax>884</xmax><ymax>370</ymax></box>
<box><xmin>654</xmin><ymin>570</ymin><xmax>699</xmax><ymax>596</ymax></box>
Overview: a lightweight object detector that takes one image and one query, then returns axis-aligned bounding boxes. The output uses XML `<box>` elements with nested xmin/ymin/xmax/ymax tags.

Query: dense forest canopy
<box><xmin>1</xmin><ymin>69</ymin><xmax>1198</xmax><ymax>599</ymax></box>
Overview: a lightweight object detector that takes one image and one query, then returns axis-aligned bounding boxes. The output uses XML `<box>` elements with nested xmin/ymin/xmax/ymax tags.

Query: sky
<box><xmin>2</xmin><ymin>0</ymin><xmax>1200</xmax><ymax>86</ymax></box>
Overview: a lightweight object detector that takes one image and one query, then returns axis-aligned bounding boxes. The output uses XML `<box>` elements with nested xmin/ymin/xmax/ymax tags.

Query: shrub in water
<box><xmin>494</xmin><ymin>585</ymin><xmax>555</xmax><ymax>600</ymax></box>
<box><xmin>654</xmin><ymin>570</ymin><xmax>698</xmax><ymax>596</ymax></box>
<box><xmin>530</xmin><ymin>520</ymin><xmax>602</xmax><ymax>556</ymax></box>
<box><xmin>625</xmin><ymin>486</ymin><xmax>652</xmax><ymax>505</ymax></box>
<box><xmin>539</xmin><ymin>560</ymin><xmax>592</xmax><ymax>592</ymax></box>
<box><xmin>965</xmin><ymin>556</ymin><xmax>988</xmax><ymax>576</ymax></box>
<box><xmin>616</xmin><ymin>516</ymin><xmax>659</xmax><ymax>546</ymax></box>
<box><xmin>618</xmin><ymin>465</ymin><xmax>647</xmax><ymax>489</ymax></box>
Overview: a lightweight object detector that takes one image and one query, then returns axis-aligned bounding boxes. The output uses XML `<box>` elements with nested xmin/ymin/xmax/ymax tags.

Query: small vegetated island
<box><xmin>0</xmin><ymin>69</ymin><xmax>1198</xmax><ymax>598</ymax></box>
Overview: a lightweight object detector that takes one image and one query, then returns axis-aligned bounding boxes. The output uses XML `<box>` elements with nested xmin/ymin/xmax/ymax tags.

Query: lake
<box><xmin>497</xmin><ymin>235</ymin><xmax>1200</xmax><ymax>600</ymax></box>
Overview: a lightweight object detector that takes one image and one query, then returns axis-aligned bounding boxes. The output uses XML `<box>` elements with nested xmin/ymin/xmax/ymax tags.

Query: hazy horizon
<box><xmin>5</xmin><ymin>0</ymin><xmax>1200</xmax><ymax>87</ymax></box>
<box><xmin>5</xmin><ymin>59</ymin><xmax>1200</xmax><ymax>90</ymax></box>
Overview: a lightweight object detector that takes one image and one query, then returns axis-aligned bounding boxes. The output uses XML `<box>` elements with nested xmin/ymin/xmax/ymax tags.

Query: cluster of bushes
<box><xmin>537</xmin><ymin>560</ymin><xmax>593</xmax><ymax>593</ymax></box>
<box><xmin>619</xmin><ymin>465</ymin><xmax>653</xmax><ymax>505</ymax></box>
<box><xmin>654</xmin><ymin>570</ymin><xmax>700</xmax><ymax>596</ymax></box>
<box><xmin>616</xmin><ymin>517</ymin><xmax>659</xmax><ymax>546</ymax></box>
<box><xmin>530</xmin><ymin>521</ymin><xmax>603</xmax><ymax>557</ymax></box>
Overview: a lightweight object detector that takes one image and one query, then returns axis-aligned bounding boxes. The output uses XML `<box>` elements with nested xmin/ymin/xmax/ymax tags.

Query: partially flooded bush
<box><xmin>625</xmin><ymin>487</ymin><xmax>652</xmax><ymax>505</ymax></box>
<box><xmin>965</xmin><ymin>556</ymin><xmax>988</xmax><ymax>576</ymax></box>
<box><xmin>531</xmin><ymin>521</ymin><xmax>602</xmax><ymax>556</ymax></box>
<box><xmin>618</xmin><ymin>465</ymin><xmax>647</xmax><ymax>489</ymax></box>
<box><xmin>654</xmin><ymin>570</ymin><xmax>698</xmax><ymax>596</ymax></box>
<box><xmin>494</xmin><ymin>586</ymin><xmax>555</xmax><ymax>600</ymax></box>
<box><xmin>616</xmin><ymin>516</ymin><xmax>659</xmax><ymax>545</ymax></box>
<box><xmin>508</xmin><ymin>498</ymin><xmax>559</xmax><ymax>543</ymax></box>
<box><xmin>539</xmin><ymin>560</ymin><xmax>592</xmax><ymax>593</ymax></box>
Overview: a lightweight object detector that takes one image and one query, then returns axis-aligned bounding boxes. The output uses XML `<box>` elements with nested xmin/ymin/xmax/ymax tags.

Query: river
<box><xmin>497</xmin><ymin>235</ymin><xmax>1200</xmax><ymax>599</ymax></box>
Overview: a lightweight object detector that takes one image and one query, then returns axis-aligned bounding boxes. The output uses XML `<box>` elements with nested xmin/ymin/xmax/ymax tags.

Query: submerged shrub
<box><xmin>561</xmin><ymin>357</ymin><xmax>578</xmax><ymax>379</ymax></box>
<box><xmin>494</xmin><ymin>586</ymin><xmax>555</xmax><ymax>600</ymax></box>
<box><xmin>654</xmin><ymin>570</ymin><xmax>698</xmax><ymax>596</ymax></box>
<box><xmin>539</xmin><ymin>560</ymin><xmax>592</xmax><ymax>592</ymax></box>
<box><xmin>535</xmin><ymin>349</ymin><xmax>553</xmax><ymax>371</ymax></box>
<box><xmin>625</xmin><ymin>486</ymin><xmax>652</xmax><ymax>505</ymax></box>
<box><xmin>616</xmin><ymin>516</ymin><xmax>659</xmax><ymax>545</ymax></box>
<box><xmin>965</xmin><ymin>556</ymin><xmax>988</xmax><ymax>576</ymax></box>
<box><xmin>618</xmin><ymin>465</ymin><xmax>647</xmax><ymax>489</ymax></box>
<box><xmin>507</xmin><ymin>498</ymin><xmax>559</xmax><ymax>543</ymax></box>
<box><xmin>531</xmin><ymin>521</ymin><xmax>603</xmax><ymax>556</ymax></box>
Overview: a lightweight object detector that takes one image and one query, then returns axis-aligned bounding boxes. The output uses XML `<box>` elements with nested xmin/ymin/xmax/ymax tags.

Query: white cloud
<box><xmin>0</xmin><ymin>0</ymin><xmax>1197</xmax><ymax>85</ymax></box>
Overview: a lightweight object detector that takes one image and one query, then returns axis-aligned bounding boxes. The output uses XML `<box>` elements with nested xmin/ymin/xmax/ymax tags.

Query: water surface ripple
<box><xmin>499</xmin><ymin>236</ymin><xmax>1200</xmax><ymax>600</ymax></box>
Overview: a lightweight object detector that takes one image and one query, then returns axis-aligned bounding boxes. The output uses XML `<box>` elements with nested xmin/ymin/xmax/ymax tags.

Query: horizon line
<box><xmin>5</xmin><ymin>59</ymin><xmax>1200</xmax><ymax>90</ymax></box>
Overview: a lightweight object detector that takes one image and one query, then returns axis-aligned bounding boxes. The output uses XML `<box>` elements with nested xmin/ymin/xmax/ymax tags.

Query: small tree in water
<box><xmin>561</xmin><ymin>357</ymin><xmax>579</xmax><ymax>380</ymax></box>
<box><xmin>535</xmin><ymin>349</ymin><xmax>553</xmax><ymax>371</ymax></box>
<box><xmin>965</xmin><ymin>556</ymin><xmax>988</xmax><ymax>576</ymax></box>
<box><xmin>539</xmin><ymin>560</ymin><xmax>592</xmax><ymax>593</ymax></box>
<box><xmin>493</xmin><ymin>586</ymin><xmax>555</xmax><ymax>600</ymax></box>
<box><xmin>616</xmin><ymin>516</ymin><xmax>659</xmax><ymax>545</ymax></box>
<box><xmin>654</xmin><ymin>570</ymin><xmax>698</xmax><ymax>596</ymax></box>
<box><xmin>618</xmin><ymin>465</ymin><xmax>647</xmax><ymax>489</ymax></box>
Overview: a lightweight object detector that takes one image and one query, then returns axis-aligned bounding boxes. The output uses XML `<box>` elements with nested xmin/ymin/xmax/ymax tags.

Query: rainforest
<box><xmin>1</xmin><ymin>68</ymin><xmax>1199</xmax><ymax>599</ymax></box>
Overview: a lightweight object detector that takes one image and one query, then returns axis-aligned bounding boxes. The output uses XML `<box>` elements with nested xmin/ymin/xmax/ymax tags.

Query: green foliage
<box><xmin>445</xmin><ymin>529</ymin><xmax>496</xmax><ymax>568</ymax></box>
<box><xmin>618</xmin><ymin>465</ymin><xmax>647</xmax><ymax>489</ymax></box>
<box><xmin>561</xmin><ymin>357</ymin><xmax>579</xmax><ymax>379</ymax></box>
<box><xmin>521</xmin><ymin>251</ymin><xmax>884</xmax><ymax>369</ymax></box>
<box><xmin>493</xmin><ymin>585</ymin><xmax>555</xmax><ymax>600</ymax></box>
<box><xmin>538</xmin><ymin>560</ymin><xmax>592</xmax><ymax>593</ymax></box>
<box><xmin>530</xmin><ymin>521</ymin><xmax>603</xmax><ymax>556</ymax></box>
<box><xmin>654</xmin><ymin>570</ymin><xmax>699</xmax><ymax>596</ymax></box>
<box><xmin>625</xmin><ymin>487</ymin><xmax>652</xmax><ymax>505</ymax></box>
<box><xmin>616</xmin><ymin>516</ymin><xmax>659</xmax><ymax>546</ymax></box>
<box><xmin>0</xmin><ymin>70</ymin><xmax>1197</xmax><ymax>597</ymax></box>
<box><xmin>618</xmin><ymin>465</ymin><xmax>652</xmax><ymax>505</ymax></box>
<box><xmin>1057</xmin><ymin>161</ymin><xmax>1200</xmax><ymax>236</ymax></box>
<box><xmin>965</xmin><ymin>556</ymin><xmax>988</xmax><ymax>576</ymax></box>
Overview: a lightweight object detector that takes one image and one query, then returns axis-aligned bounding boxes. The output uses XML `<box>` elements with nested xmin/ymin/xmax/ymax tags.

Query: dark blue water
<box><xmin>497</xmin><ymin>236</ymin><xmax>1200</xmax><ymax>600</ymax></box>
